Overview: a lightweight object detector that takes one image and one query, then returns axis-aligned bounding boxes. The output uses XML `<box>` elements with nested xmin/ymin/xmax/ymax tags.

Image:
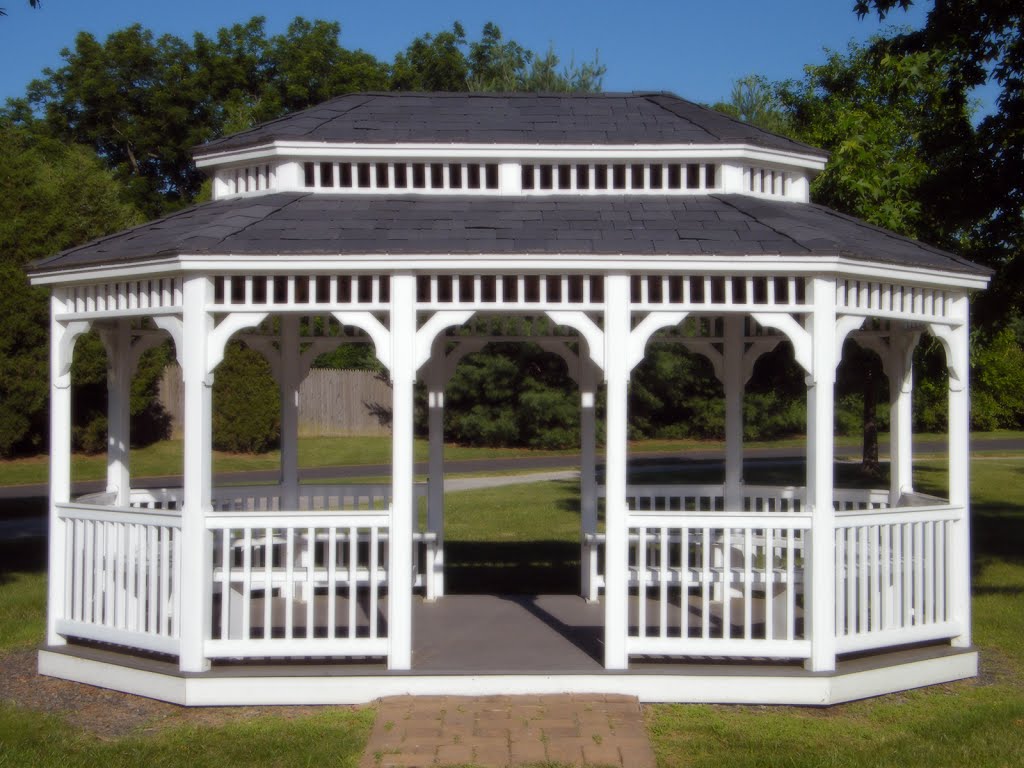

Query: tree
<box><xmin>0</xmin><ymin>0</ymin><xmax>41</xmax><ymax>18</ymax></box>
<box><xmin>854</xmin><ymin>1</ymin><xmax>1024</xmax><ymax>324</ymax></box>
<box><xmin>0</xmin><ymin>122</ymin><xmax>142</xmax><ymax>456</ymax></box>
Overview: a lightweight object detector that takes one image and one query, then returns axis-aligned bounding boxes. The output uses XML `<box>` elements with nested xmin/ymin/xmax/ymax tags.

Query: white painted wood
<box><xmin>603</xmin><ymin>274</ymin><xmax>630</xmax><ymax>669</ymax></box>
<box><xmin>389</xmin><ymin>274</ymin><xmax>416</xmax><ymax>669</ymax></box>
<box><xmin>180</xmin><ymin>276</ymin><xmax>214</xmax><ymax>672</ymax></box>
<box><xmin>48</xmin><ymin>297</ymin><xmax>89</xmax><ymax>647</ymax></box>
<box><xmin>104</xmin><ymin>320</ymin><xmax>132</xmax><ymax>506</ymax></box>
<box><xmin>945</xmin><ymin>298</ymin><xmax>971</xmax><ymax>648</ymax></box>
<box><xmin>806</xmin><ymin>276</ymin><xmax>837</xmax><ymax>672</ymax></box>
<box><xmin>580</xmin><ymin>354</ymin><xmax>599</xmax><ymax>602</ymax></box>
<box><xmin>426</xmin><ymin>349</ymin><xmax>445</xmax><ymax>600</ymax></box>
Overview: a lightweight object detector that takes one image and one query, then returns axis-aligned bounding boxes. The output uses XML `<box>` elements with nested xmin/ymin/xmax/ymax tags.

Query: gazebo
<box><xmin>31</xmin><ymin>92</ymin><xmax>989</xmax><ymax>705</ymax></box>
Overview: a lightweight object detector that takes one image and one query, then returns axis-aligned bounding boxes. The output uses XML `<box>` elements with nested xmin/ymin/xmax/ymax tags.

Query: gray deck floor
<box><xmin>413</xmin><ymin>595</ymin><xmax>604</xmax><ymax>673</ymax></box>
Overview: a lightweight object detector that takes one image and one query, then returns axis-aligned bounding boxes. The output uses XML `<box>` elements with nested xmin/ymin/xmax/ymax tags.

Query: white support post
<box><xmin>946</xmin><ymin>299</ymin><xmax>971</xmax><ymax>648</ymax></box>
<box><xmin>47</xmin><ymin>292</ymin><xmax>84</xmax><ymax>647</ymax></box>
<box><xmin>723</xmin><ymin>315</ymin><xmax>745</xmax><ymax>510</ymax></box>
<box><xmin>180</xmin><ymin>277</ymin><xmax>213</xmax><ymax>673</ymax></box>
<box><xmin>280</xmin><ymin>315</ymin><xmax>300</xmax><ymax>511</ymax></box>
<box><xmin>106</xmin><ymin>320</ymin><xmax>132</xmax><ymax>506</ymax></box>
<box><xmin>426</xmin><ymin>353</ymin><xmax>446</xmax><ymax>600</ymax></box>
<box><xmin>805</xmin><ymin>277</ymin><xmax>837</xmax><ymax>672</ymax></box>
<box><xmin>389</xmin><ymin>273</ymin><xmax>416</xmax><ymax>669</ymax></box>
<box><xmin>579</xmin><ymin>354</ymin><xmax>599</xmax><ymax>602</ymax></box>
<box><xmin>604</xmin><ymin>274</ymin><xmax>631</xmax><ymax>670</ymax></box>
<box><xmin>888</xmin><ymin>328</ymin><xmax>917</xmax><ymax>503</ymax></box>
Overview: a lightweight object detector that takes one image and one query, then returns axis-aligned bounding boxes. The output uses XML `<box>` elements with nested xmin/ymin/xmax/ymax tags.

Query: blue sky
<box><xmin>0</xmin><ymin>0</ymin><xmax>933</xmax><ymax>107</ymax></box>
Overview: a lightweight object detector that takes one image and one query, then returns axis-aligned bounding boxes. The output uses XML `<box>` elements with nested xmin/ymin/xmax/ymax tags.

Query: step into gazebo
<box><xmin>31</xmin><ymin>92</ymin><xmax>989</xmax><ymax>705</ymax></box>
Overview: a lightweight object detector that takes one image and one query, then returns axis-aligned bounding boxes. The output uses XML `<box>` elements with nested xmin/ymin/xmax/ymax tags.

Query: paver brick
<box><xmin>583</xmin><ymin>741</ymin><xmax>624</xmax><ymax>766</ymax></box>
<box><xmin>435</xmin><ymin>744</ymin><xmax>474</xmax><ymax>765</ymax></box>
<box><xmin>546</xmin><ymin>737</ymin><xmax>589</xmax><ymax>764</ymax></box>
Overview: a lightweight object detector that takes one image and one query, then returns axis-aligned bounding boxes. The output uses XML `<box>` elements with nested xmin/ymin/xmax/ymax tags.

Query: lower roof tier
<box><xmin>30</xmin><ymin>193</ymin><xmax>988</xmax><ymax>279</ymax></box>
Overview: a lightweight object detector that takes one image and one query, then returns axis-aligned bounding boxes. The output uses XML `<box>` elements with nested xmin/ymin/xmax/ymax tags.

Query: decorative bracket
<box><xmin>751</xmin><ymin>312</ymin><xmax>812</xmax><ymax>375</ymax></box>
<box><xmin>54</xmin><ymin>320</ymin><xmax>92</xmax><ymax>388</ymax></box>
<box><xmin>152</xmin><ymin>316</ymin><xmax>185</xmax><ymax>367</ymax></box>
<box><xmin>834</xmin><ymin>314</ymin><xmax>866</xmax><ymax>368</ymax></box>
<box><xmin>546</xmin><ymin>311</ymin><xmax>605</xmax><ymax>372</ymax></box>
<box><xmin>680</xmin><ymin>339</ymin><xmax>724</xmax><ymax>382</ymax></box>
<box><xmin>741</xmin><ymin>337</ymin><xmax>782</xmax><ymax>386</ymax></box>
<box><xmin>927</xmin><ymin>322</ymin><xmax>967</xmax><ymax>391</ymax></box>
<box><xmin>415</xmin><ymin>311</ymin><xmax>475</xmax><ymax>373</ymax></box>
<box><xmin>207</xmin><ymin>312</ymin><xmax>268</xmax><ymax>374</ymax></box>
<box><xmin>628</xmin><ymin>312</ymin><xmax>689</xmax><ymax>372</ymax></box>
<box><xmin>333</xmin><ymin>311</ymin><xmax>392</xmax><ymax>372</ymax></box>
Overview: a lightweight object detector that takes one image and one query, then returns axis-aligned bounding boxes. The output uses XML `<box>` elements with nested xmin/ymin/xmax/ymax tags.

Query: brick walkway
<box><xmin>360</xmin><ymin>694</ymin><xmax>657</xmax><ymax>768</ymax></box>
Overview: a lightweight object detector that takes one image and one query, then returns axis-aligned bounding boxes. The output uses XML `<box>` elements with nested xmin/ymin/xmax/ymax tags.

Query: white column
<box><xmin>888</xmin><ymin>329</ymin><xmax>916</xmax><ymax>503</ymax></box>
<box><xmin>604</xmin><ymin>274</ymin><xmax>631</xmax><ymax>670</ymax></box>
<box><xmin>106</xmin><ymin>320</ymin><xmax>132</xmax><ymax>506</ymax></box>
<box><xmin>723</xmin><ymin>315</ymin><xmax>745</xmax><ymax>510</ymax></box>
<box><xmin>280</xmin><ymin>315</ymin><xmax>301</xmax><ymax>510</ymax></box>
<box><xmin>805</xmin><ymin>277</ymin><xmax>837</xmax><ymax>672</ymax></box>
<box><xmin>180</xmin><ymin>277</ymin><xmax>213</xmax><ymax>673</ymax></box>
<box><xmin>426</xmin><ymin>357</ymin><xmax>445</xmax><ymax>600</ymax></box>
<box><xmin>947</xmin><ymin>299</ymin><xmax>972</xmax><ymax>648</ymax></box>
<box><xmin>579</xmin><ymin>355</ymin><xmax>599</xmax><ymax>602</ymax></box>
<box><xmin>388</xmin><ymin>273</ymin><xmax>416</xmax><ymax>669</ymax></box>
<box><xmin>47</xmin><ymin>292</ymin><xmax>77</xmax><ymax>647</ymax></box>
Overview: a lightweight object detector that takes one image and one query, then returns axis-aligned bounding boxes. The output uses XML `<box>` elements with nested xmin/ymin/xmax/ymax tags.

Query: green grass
<box><xmin>2</xmin><ymin>454</ymin><xmax>1023</xmax><ymax>765</ymax></box>
<box><xmin>0</xmin><ymin>703</ymin><xmax>373</xmax><ymax>768</ymax></box>
<box><xmin>1</xmin><ymin>430</ymin><xmax>1022</xmax><ymax>489</ymax></box>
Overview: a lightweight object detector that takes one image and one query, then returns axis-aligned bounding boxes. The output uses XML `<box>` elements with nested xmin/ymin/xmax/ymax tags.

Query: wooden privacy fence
<box><xmin>159</xmin><ymin>365</ymin><xmax>392</xmax><ymax>437</ymax></box>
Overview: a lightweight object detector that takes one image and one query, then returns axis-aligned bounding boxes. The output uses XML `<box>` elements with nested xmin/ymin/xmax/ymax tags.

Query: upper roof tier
<box><xmin>193</xmin><ymin>92</ymin><xmax>827</xmax><ymax>158</ymax></box>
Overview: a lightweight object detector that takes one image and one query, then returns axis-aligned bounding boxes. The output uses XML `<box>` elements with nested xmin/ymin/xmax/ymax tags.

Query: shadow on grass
<box><xmin>445</xmin><ymin>541</ymin><xmax>581</xmax><ymax>595</ymax></box>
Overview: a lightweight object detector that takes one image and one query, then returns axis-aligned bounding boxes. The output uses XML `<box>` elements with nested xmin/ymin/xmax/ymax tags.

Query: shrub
<box><xmin>212</xmin><ymin>341</ymin><xmax>280</xmax><ymax>453</ymax></box>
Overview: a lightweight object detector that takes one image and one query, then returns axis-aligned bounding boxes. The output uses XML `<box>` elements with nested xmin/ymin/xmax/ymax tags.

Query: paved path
<box><xmin>361</xmin><ymin>694</ymin><xmax>656</xmax><ymax>768</ymax></box>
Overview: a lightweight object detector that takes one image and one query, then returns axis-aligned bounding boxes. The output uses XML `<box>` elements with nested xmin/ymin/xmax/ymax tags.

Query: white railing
<box><xmin>56</xmin><ymin>502</ymin><xmax>181</xmax><ymax>656</ymax></box>
<box><xmin>129</xmin><ymin>482</ymin><xmax>437</xmax><ymax>596</ymax></box>
<box><xmin>624</xmin><ymin>511</ymin><xmax>811</xmax><ymax>659</ymax></box>
<box><xmin>205</xmin><ymin>510</ymin><xmax>390</xmax><ymax>659</ymax></box>
<box><xmin>834</xmin><ymin>504</ymin><xmax>963</xmax><ymax>654</ymax></box>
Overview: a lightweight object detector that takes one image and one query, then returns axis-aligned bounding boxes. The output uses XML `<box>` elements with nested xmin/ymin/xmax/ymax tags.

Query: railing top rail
<box><xmin>205</xmin><ymin>510</ymin><xmax>390</xmax><ymax>528</ymax></box>
<box><xmin>626</xmin><ymin>510</ymin><xmax>812</xmax><ymax>529</ymax></box>
<box><xmin>835</xmin><ymin>503</ymin><xmax>962</xmax><ymax>525</ymax></box>
<box><xmin>57</xmin><ymin>501</ymin><xmax>182</xmax><ymax>526</ymax></box>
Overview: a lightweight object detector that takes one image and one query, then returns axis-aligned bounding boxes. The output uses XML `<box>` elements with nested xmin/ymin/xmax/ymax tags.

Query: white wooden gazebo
<box><xmin>31</xmin><ymin>93</ymin><xmax>989</xmax><ymax>705</ymax></box>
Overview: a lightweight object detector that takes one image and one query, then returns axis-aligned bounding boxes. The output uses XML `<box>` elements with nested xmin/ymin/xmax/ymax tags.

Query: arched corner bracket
<box><xmin>834</xmin><ymin>315</ymin><xmax>866</xmax><ymax>367</ymax></box>
<box><xmin>679</xmin><ymin>339</ymin><xmax>724</xmax><ymax>382</ymax></box>
<box><xmin>927</xmin><ymin>321</ymin><xmax>968</xmax><ymax>391</ymax></box>
<box><xmin>333</xmin><ymin>311</ymin><xmax>393</xmax><ymax>372</ymax></box>
<box><xmin>54</xmin><ymin>320</ymin><xmax>92</xmax><ymax>388</ymax></box>
<box><xmin>152</xmin><ymin>316</ymin><xmax>185</xmax><ymax>368</ymax></box>
<box><xmin>207</xmin><ymin>312</ymin><xmax>269</xmax><ymax>374</ymax></box>
<box><xmin>414</xmin><ymin>311</ymin><xmax>476</xmax><ymax>373</ymax></box>
<box><xmin>628</xmin><ymin>312</ymin><xmax>689</xmax><ymax>372</ymax></box>
<box><xmin>741</xmin><ymin>337</ymin><xmax>782</xmax><ymax>387</ymax></box>
<box><xmin>546</xmin><ymin>311</ymin><xmax>606</xmax><ymax>372</ymax></box>
<box><xmin>750</xmin><ymin>313</ymin><xmax>812</xmax><ymax>375</ymax></box>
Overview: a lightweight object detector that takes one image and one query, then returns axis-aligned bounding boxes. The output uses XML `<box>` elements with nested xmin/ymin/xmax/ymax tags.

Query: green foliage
<box><xmin>969</xmin><ymin>326</ymin><xmax>1024</xmax><ymax>430</ymax></box>
<box><xmin>0</xmin><ymin>124</ymin><xmax>141</xmax><ymax>457</ymax></box>
<box><xmin>442</xmin><ymin>344</ymin><xmax>579</xmax><ymax>449</ymax></box>
<box><xmin>394</xmin><ymin>21</ymin><xmax>605</xmax><ymax>94</ymax></box>
<box><xmin>777</xmin><ymin>39</ymin><xmax>974</xmax><ymax>242</ymax></box>
<box><xmin>854</xmin><ymin>1</ymin><xmax>1023</xmax><ymax>324</ymax></box>
<box><xmin>212</xmin><ymin>342</ymin><xmax>280</xmax><ymax>453</ymax></box>
<box><xmin>711</xmin><ymin>75</ymin><xmax>792</xmax><ymax>136</ymax></box>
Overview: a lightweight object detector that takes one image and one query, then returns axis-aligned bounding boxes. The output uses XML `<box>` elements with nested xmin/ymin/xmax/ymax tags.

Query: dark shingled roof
<box><xmin>193</xmin><ymin>92</ymin><xmax>826</xmax><ymax>158</ymax></box>
<box><xmin>30</xmin><ymin>193</ymin><xmax>987</xmax><ymax>276</ymax></box>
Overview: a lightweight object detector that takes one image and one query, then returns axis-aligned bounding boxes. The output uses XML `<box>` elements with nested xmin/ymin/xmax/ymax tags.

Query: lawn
<box><xmin>1</xmin><ymin>454</ymin><xmax>1022</xmax><ymax>766</ymax></box>
<box><xmin>2</xmin><ymin>430</ymin><xmax>1022</xmax><ymax>489</ymax></box>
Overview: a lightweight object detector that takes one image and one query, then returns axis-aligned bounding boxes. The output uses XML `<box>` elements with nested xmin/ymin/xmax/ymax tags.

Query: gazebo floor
<box><xmin>38</xmin><ymin>594</ymin><xmax>977</xmax><ymax>707</ymax></box>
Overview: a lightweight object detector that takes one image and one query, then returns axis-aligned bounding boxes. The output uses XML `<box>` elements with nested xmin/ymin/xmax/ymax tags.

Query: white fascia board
<box><xmin>194</xmin><ymin>141</ymin><xmax>828</xmax><ymax>172</ymax></box>
<box><xmin>29</xmin><ymin>253</ymin><xmax>989</xmax><ymax>293</ymax></box>
<box><xmin>28</xmin><ymin>257</ymin><xmax>182</xmax><ymax>286</ymax></box>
